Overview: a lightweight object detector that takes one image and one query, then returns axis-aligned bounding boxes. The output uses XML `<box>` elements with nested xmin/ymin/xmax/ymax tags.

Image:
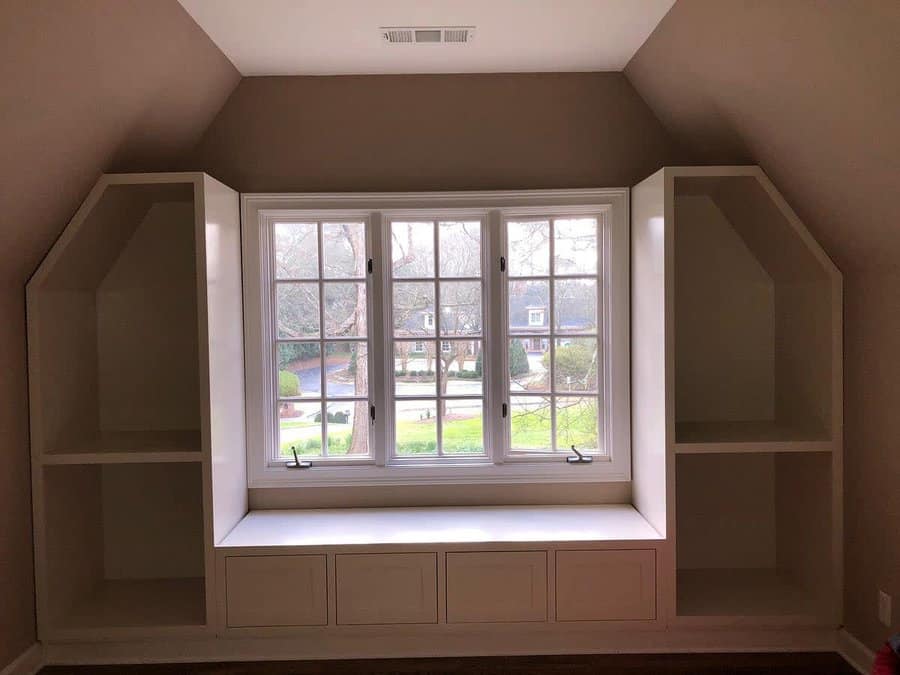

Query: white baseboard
<box><xmin>0</xmin><ymin>644</ymin><xmax>43</xmax><ymax>675</ymax></box>
<box><xmin>837</xmin><ymin>628</ymin><xmax>876</xmax><ymax>674</ymax></box>
<box><xmin>43</xmin><ymin>627</ymin><xmax>839</xmax><ymax>666</ymax></box>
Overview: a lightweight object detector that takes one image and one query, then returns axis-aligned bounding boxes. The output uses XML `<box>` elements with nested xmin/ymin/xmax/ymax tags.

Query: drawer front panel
<box><xmin>336</xmin><ymin>553</ymin><xmax>437</xmax><ymax>625</ymax></box>
<box><xmin>226</xmin><ymin>555</ymin><xmax>327</xmax><ymax>627</ymax></box>
<box><xmin>556</xmin><ymin>549</ymin><xmax>656</xmax><ymax>621</ymax></box>
<box><xmin>447</xmin><ymin>551</ymin><xmax>548</xmax><ymax>623</ymax></box>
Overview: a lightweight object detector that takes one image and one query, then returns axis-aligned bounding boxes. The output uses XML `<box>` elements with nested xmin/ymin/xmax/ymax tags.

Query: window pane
<box><xmin>326</xmin><ymin>341</ymin><xmax>367</xmax><ymax>397</ymax></box>
<box><xmin>555</xmin><ymin>397</ymin><xmax>599</xmax><ymax>452</ymax></box>
<box><xmin>507</xmin><ymin>220</ymin><xmax>549</xmax><ymax>276</ymax></box>
<box><xmin>394</xmin><ymin>341</ymin><xmax>437</xmax><ymax>396</ymax></box>
<box><xmin>276</xmin><ymin>282</ymin><xmax>319</xmax><ymax>338</ymax></box>
<box><xmin>553</xmin><ymin>338</ymin><xmax>599</xmax><ymax>392</ymax></box>
<box><xmin>274</xmin><ymin>222</ymin><xmax>318</xmax><ymax>279</ymax></box>
<box><xmin>509</xmin><ymin>338</ymin><xmax>549</xmax><ymax>393</ymax></box>
<box><xmin>325</xmin><ymin>401</ymin><xmax>369</xmax><ymax>456</ymax></box>
<box><xmin>554</xmin><ymin>218</ymin><xmax>598</xmax><ymax>275</ymax></box>
<box><xmin>324</xmin><ymin>282</ymin><xmax>367</xmax><ymax>337</ymax></box>
<box><xmin>440</xmin><ymin>281</ymin><xmax>482</xmax><ymax>336</ymax></box>
<box><xmin>277</xmin><ymin>342</ymin><xmax>321</xmax><ymax>398</ymax></box>
<box><xmin>395</xmin><ymin>400</ymin><xmax>438</xmax><ymax>456</ymax></box>
<box><xmin>278</xmin><ymin>401</ymin><xmax>322</xmax><ymax>458</ymax></box>
<box><xmin>392</xmin><ymin>221</ymin><xmax>434</xmax><ymax>278</ymax></box>
<box><xmin>510</xmin><ymin>396</ymin><xmax>552</xmax><ymax>451</ymax></box>
<box><xmin>554</xmin><ymin>279</ymin><xmax>597</xmax><ymax>333</ymax></box>
<box><xmin>393</xmin><ymin>282</ymin><xmax>435</xmax><ymax>336</ymax></box>
<box><xmin>442</xmin><ymin>400</ymin><xmax>484</xmax><ymax>455</ymax></box>
<box><xmin>508</xmin><ymin>279</ymin><xmax>549</xmax><ymax>334</ymax></box>
<box><xmin>439</xmin><ymin>221</ymin><xmax>481</xmax><ymax>278</ymax></box>
<box><xmin>440</xmin><ymin>340</ymin><xmax>482</xmax><ymax>396</ymax></box>
<box><xmin>322</xmin><ymin>222</ymin><xmax>365</xmax><ymax>278</ymax></box>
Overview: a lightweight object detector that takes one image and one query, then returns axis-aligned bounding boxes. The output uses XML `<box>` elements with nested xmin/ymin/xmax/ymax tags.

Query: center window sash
<box><xmin>386</xmin><ymin>215</ymin><xmax>490</xmax><ymax>463</ymax></box>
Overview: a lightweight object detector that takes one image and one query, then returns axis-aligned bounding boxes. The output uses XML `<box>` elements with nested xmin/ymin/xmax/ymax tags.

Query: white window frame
<box><xmin>242</xmin><ymin>189</ymin><xmax>630</xmax><ymax>488</ymax></box>
<box><xmin>528</xmin><ymin>308</ymin><xmax>545</xmax><ymax>326</ymax></box>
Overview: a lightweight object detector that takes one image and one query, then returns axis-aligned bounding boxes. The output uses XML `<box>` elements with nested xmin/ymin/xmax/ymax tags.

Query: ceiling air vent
<box><xmin>381</xmin><ymin>26</ymin><xmax>475</xmax><ymax>45</ymax></box>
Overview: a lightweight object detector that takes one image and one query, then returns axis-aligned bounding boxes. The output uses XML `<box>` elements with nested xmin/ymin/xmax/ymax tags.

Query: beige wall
<box><xmin>191</xmin><ymin>72</ymin><xmax>680</xmax><ymax>192</ymax></box>
<box><xmin>0</xmin><ymin>1</ymin><xmax>239</xmax><ymax>668</ymax></box>
<box><xmin>625</xmin><ymin>0</ymin><xmax>900</xmax><ymax>648</ymax></box>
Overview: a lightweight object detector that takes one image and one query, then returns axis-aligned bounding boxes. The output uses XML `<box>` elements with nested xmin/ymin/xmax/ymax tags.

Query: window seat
<box><xmin>218</xmin><ymin>504</ymin><xmax>663</xmax><ymax>549</ymax></box>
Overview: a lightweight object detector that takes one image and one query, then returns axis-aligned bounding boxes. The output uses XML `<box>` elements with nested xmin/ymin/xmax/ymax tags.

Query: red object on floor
<box><xmin>873</xmin><ymin>643</ymin><xmax>900</xmax><ymax>675</ymax></box>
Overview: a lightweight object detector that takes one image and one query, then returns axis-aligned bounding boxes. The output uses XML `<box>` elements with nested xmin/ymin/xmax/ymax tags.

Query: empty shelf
<box><xmin>677</xmin><ymin>568</ymin><xmax>820</xmax><ymax>618</ymax></box>
<box><xmin>674</xmin><ymin>420</ymin><xmax>831</xmax><ymax>453</ymax></box>
<box><xmin>56</xmin><ymin>577</ymin><xmax>205</xmax><ymax>631</ymax></box>
<box><xmin>43</xmin><ymin>430</ymin><xmax>202</xmax><ymax>464</ymax></box>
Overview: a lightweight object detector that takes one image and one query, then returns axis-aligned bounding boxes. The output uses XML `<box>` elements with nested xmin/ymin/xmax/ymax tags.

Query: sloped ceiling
<box><xmin>625</xmin><ymin>0</ymin><xmax>900</xmax><ymax>273</ymax></box>
<box><xmin>625</xmin><ymin>0</ymin><xmax>900</xmax><ymax>650</ymax></box>
<box><xmin>0</xmin><ymin>0</ymin><xmax>239</xmax><ymax>667</ymax></box>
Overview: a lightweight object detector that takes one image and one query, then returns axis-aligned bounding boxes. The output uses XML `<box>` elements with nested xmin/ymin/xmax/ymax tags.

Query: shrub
<box><xmin>509</xmin><ymin>339</ymin><xmax>531</xmax><ymax>377</ymax></box>
<box><xmin>395</xmin><ymin>370</ymin><xmax>407</xmax><ymax>377</ymax></box>
<box><xmin>474</xmin><ymin>349</ymin><xmax>483</xmax><ymax>376</ymax></box>
<box><xmin>278</xmin><ymin>370</ymin><xmax>301</xmax><ymax>397</ymax></box>
<box><xmin>547</xmin><ymin>342</ymin><xmax>597</xmax><ymax>390</ymax></box>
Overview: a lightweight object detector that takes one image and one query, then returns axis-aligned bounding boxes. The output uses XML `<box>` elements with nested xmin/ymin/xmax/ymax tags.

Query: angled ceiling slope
<box><xmin>624</xmin><ymin>0</ymin><xmax>900</xmax><ymax>272</ymax></box>
<box><xmin>177</xmin><ymin>0</ymin><xmax>676</xmax><ymax>75</ymax></box>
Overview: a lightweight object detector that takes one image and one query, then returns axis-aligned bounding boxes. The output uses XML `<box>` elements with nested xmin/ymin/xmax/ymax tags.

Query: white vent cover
<box><xmin>381</xmin><ymin>26</ymin><xmax>476</xmax><ymax>45</ymax></box>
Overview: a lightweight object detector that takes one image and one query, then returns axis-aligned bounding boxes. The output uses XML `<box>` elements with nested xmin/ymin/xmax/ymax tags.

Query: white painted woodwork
<box><xmin>28</xmin><ymin>173</ymin><xmax>245</xmax><ymax>642</ymax></box>
<box><xmin>630</xmin><ymin>167</ymin><xmax>670</xmax><ymax>539</ymax></box>
<box><xmin>446</xmin><ymin>551</ymin><xmax>547</xmax><ymax>623</ymax></box>
<box><xmin>219</xmin><ymin>505</ymin><xmax>662</xmax><ymax>549</ymax></box>
<box><xmin>200</xmin><ymin>174</ymin><xmax>248</xmax><ymax>546</ymax></box>
<box><xmin>41</xmin><ymin>462</ymin><xmax>206</xmax><ymax>636</ymax></box>
<box><xmin>556</xmin><ymin>550</ymin><xmax>656</xmax><ymax>621</ymax></box>
<box><xmin>335</xmin><ymin>553</ymin><xmax>438</xmax><ymax>625</ymax></box>
<box><xmin>225</xmin><ymin>556</ymin><xmax>327</xmax><ymax>627</ymax></box>
<box><xmin>630</xmin><ymin>166</ymin><xmax>842</xmax><ymax>628</ymax></box>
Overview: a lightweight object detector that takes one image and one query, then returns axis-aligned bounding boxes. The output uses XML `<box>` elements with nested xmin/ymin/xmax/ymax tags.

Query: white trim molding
<box><xmin>0</xmin><ymin>644</ymin><xmax>43</xmax><ymax>675</ymax></box>
<box><xmin>837</xmin><ymin>628</ymin><xmax>877</xmax><ymax>674</ymax></box>
<box><xmin>242</xmin><ymin>188</ymin><xmax>630</xmax><ymax>488</ymax></box>
<box><xmin>43</xmin><ymin>628</ymin><xmax>839</xmax><ymax>667</ymax></box>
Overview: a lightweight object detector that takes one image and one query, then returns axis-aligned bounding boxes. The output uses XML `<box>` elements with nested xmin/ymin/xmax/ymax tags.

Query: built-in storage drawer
<box><xmin>225</xmin><ymin>555</ymin><xmax>327</xmax><ymax>627</ymax></box>
<box><xmin>336</xmin><ymin>553</ymin><xmax>437</xmax><ymax>625</ymax></box>
<box><xmin>556</xmin><ymin>550</ymin><xmax>656</xmax><ymax>621</ymax></box>
<box><xmin>446</xmin><ymin>551</ymin><xmax>547</xmax><ymax>623</ymax></box>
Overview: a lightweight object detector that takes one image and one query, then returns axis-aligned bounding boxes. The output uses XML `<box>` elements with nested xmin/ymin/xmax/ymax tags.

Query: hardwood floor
<box><xmin>41</xmin><ymin>652</ymin><xmax>858</xmax><ymax>674</ymax></box>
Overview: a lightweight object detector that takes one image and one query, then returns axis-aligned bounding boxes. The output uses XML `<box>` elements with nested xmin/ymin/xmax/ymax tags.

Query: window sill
<box><xmin>218</xmin><ymin>504</ymin><xmax>662</xmax><ymax>549</ymax></box>
<box><xmin>249</xmin><ymin>457</ymin><xmax>630</xmax><ymax>488</ymax></box>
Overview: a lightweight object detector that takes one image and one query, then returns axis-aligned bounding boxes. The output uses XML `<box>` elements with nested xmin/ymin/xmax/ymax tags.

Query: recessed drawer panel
<box><xmin>556</xmin><ymin>549</ymin><xmax>656</xmax><ymax>621</ymax></box>
<box><xmin>226</xmin><ymin>555</ymin><xmax>327</xmax><ymax>627</ymax></box>
<box><xmin>446</xmin><ymin>551</ymin><xmax>547</xmax><ymax>623</ymax></box>
<box><xmin>336</xmin><ymin>553</ymin><xmax>437</xmax><ymax>625</ymax></box>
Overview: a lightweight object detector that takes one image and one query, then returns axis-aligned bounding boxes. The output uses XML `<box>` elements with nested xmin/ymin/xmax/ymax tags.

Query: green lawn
<box><xmin>279</xmin><ymin>400</ymin><xmax>598</xmax><ymax>457</ymax></box>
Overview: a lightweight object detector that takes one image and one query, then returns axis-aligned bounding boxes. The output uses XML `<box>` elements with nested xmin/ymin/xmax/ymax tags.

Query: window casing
<box><xmin>242</xmin><ymin>190</ymin><xmax>630</xmax><ymax>487</ymax></box>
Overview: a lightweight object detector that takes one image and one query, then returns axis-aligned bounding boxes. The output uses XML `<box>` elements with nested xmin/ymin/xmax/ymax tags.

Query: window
<box><xmin>272</xmin><ymin>221</ymin><xmax>371</xmax><ymax>461</ymax></box>
<box><xmin>506</xmin><ymin>218</ymin><xmax>602</xmax><ymax>455</ymax></box>
<box><xmin>243</xmin><ymin>190</ymin><xmax>630</xmax><ymax>487</ymax></box>
<box><xmin>390</xmin><ymin>219</ymin><xmax>485</xmax><ymax>460</ymax></box>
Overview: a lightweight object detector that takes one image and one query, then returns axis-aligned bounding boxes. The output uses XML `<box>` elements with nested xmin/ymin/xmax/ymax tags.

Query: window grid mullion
<box><xmin>432</xmin><ymin>221</ymin><xmax>444</xmax><ymax>457</ymax></box>
<box><xmin>548</xmin><ymin>219</ymin><xmax>557</xmax><ymax>452</ymax></box>
<box><xmin>317</xmin><ymin>221</ymin><xmax>328</xmax><ymax>457</ymax></box>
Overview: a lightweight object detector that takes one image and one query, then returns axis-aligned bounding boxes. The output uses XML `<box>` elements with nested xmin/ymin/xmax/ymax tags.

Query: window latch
<box><xmin>367</xmin><ymin>258</ymin><xmax>373</xmax><ymax>274</ymax></box>
<box><xmin>286</xmin><ymin>447</ymin><xmax>312</xmax><ymax>469</ymax></box>
<box><xmin>499</xmin><ymin>256</ymin><xmax>506</xmax><ymax>272</ymax></box>
<box><xmin>501</xmin><ymin>402</ymin><xmax>508</xmax><ymax>418</ymax></box>
<box><xmin>566</xmin><ymin>445</ymin><xmax>593</xmax><ymax>464</ymax></box>
<box><xmin>370</xmin><ymin>405</ymin><xmax>376</xmax><ymax>425</ymax></box>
